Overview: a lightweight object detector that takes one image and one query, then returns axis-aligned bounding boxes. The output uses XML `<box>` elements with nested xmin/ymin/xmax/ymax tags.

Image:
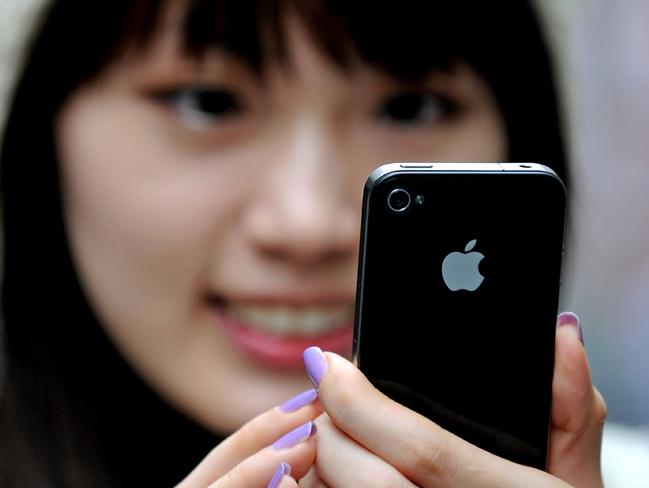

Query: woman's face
<box><xmin>57</xmin><ymin>15</ymin><xmax>506</xmax><ymax>434</ymax></box>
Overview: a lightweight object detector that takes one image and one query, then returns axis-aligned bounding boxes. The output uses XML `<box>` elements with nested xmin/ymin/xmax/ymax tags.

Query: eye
<box><xmin>154</xmin><ymin>86</ymin><xmax>245</xmax><ymax>129</ymax></box>
<box><xmin>376</xmin><ymin>91</ymin><xmax>459</xmax><ymax>127</ymax></box>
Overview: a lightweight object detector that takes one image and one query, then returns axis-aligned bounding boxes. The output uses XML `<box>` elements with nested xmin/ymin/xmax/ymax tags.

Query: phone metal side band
<box><xmin>366</xmin><ymin>162</ymin><xmax>558</xmax><ymax>186</ymax></box>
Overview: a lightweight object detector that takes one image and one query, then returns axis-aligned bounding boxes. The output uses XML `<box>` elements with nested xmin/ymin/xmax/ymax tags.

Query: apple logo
<box><xmin>441</xmin><ymin>239</ymin><xmax>485</xmax><ymax>291</ymax></box>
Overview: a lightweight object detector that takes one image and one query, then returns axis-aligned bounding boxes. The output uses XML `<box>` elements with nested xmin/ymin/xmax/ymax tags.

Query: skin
<box><xmin>55</xmin><ymin>11</ymin><xmax>604</xmax><ymax>488</ymax></box>
<box><xmin>177</xmin><ymin>400</ymin><xmax>323</xmax><ymax>488</ymax></box>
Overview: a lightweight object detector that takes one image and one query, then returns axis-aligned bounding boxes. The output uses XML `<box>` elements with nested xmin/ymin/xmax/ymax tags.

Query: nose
<box><xmin>241</xmin><ymin>121</ymin><xmax>359</xmax><ymax>268</ymax></box>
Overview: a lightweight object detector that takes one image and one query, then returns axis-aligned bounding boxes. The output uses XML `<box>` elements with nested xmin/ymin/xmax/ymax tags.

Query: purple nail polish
<box><xmin>267</xmin><ymin>462</ymin><xmax>291</xmax><ymax>488</ymax></box>
<box><xmin>279</xmin><ymin>388</ymin><xmax>318</xmax><ymax>413</ymax></box>
<box><xmin>273</xmin><ymin>421</ymin><xmax>317</xmax><ymax>450</ymax></box>
<box><xmin>557</xmin><ymin>311</ymin><xmax>584</xmax><ymax>344</ymax></box>
<box><xmin>303</xmin><ymin>346</ymin><xmax>327</xmax><ymax>387</ymax></box>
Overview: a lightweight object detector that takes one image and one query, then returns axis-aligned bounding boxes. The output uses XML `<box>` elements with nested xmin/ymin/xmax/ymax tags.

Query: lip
<box><xmin>211</xmin><ymin>298</ymin><xmax>354</xmax><ymax>367</ymax></box>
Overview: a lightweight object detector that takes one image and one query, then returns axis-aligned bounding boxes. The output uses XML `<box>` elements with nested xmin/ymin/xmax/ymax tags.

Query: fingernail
<box><xmin>303</xmin><ymin>346</ymin><xmax>327</xmax><ymax>388</ymax></box>
<box><xmin>279</xmin><ymin>388</ymin><xmax>318</xmax><ymax>413</ymax></box>
<box><xmin>557</xmin><ymin>311</ymin><xmax>584</xmax><ymax>344</ymax></box>
<box><xmin>273</xmin><ymin>421</ymin><xmax>317</xmax><ymax>450</ymax></box>
<box><xmin>267</xmin><ymin>462</ymin><xmax>291</xmax><ymax>488</ymax></box>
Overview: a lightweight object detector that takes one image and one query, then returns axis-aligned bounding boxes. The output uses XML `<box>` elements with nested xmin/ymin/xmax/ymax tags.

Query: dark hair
<box><xmin>0</xmin><ymin>0</ymin><xmax>565</xmax><ymax>485</ymax></box>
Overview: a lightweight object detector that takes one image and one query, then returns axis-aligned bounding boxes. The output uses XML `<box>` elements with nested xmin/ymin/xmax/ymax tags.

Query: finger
<box><xmin>304</xmin><ymin>347</ymin><xmax>571</xmax><ymax>488</ymax></box>
<box><xmin>276</xmin><ymin>475</ymin><xmax>300</xmax><ymax>488</ymax></box>
<box><xmin>207</xmin><ymin>422</ymin><xmax>317</xmax><ymax>488</ymax></box>
<box><xmin>178</xmin><ymin>389</ymin><xmax>322</xmax><ymax>487</ymax></box>
<box><xmin>215</xmin><ymin>462</ymin><xmax>301</xmax><ymax>488</ymax></box>
<box><xmin>298</xmin><ymin>467</ymin><xmax>329</xmax><ymax>488</ymax></box>
<box><xmin>549</xmin><ymin>312</ymin><xmax>606</xmax><ymax>487</ymax></box>
<box><xmin>267</xmin><ymin>463</ymin><xmax>293</xmax><ymax>488</ymax></box>
<box><xmin>312</xmin><ymin>414</ymin><xmax>417</xmax><ymax>488</ymax></box>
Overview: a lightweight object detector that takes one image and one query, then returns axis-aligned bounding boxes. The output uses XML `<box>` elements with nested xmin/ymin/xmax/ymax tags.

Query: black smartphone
<box><xmin>353</xmin><ymin>162</ymin><xmax>566</xmax><ymax>470</ymax></box>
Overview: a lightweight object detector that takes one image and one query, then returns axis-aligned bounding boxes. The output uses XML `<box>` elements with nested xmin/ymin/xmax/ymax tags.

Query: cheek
<box><xmin>453</xmin><ymin>77</ymin><xmax>509</xmax><ymax>161</ymax></box>
<box><xmin>451</xmin><ymin>96</ymin><xmax>508</xmax><ymax>161</ymax></box>
<box><xmin>354</xmin><ymin>104</ymin><xmax>507</xmax><ymax>167</ymax></box>
<box><xmin>56</xmin><ymin>92</ymin><xmax>242</xmax><ymax>352</ymax></box>
<box><xmin>56</xmin><ymin>92</ymin><xmax>328</xmax><ymax>433</ymax></box>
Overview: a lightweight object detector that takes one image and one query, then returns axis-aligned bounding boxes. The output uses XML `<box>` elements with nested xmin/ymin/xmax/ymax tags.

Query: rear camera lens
<box><xmin>387</xmin><ymin>188</ymin><xmax>411</xmax><ymax>212</ymax></box>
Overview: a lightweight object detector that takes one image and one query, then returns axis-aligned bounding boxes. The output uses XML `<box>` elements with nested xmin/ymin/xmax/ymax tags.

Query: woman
<box><xmin>0</xmin><ymin>0</ymin><xmax>605</xmax><ymax>486</ymax></box>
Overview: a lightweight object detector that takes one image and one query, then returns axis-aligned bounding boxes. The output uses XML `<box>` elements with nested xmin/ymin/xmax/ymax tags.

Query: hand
<box><xmin>299</xmin><ymin>312</ymin><xmax>606</xmax><ymax>487</ymax></box>
<box><xmin>176</xmin><ymin>389</ymin><xmax>322</xmax><ymax>488</ymax></box>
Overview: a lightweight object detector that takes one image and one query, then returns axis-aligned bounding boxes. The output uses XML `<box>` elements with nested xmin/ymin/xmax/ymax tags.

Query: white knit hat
<box><xmin>0</xmin><ymin>0</ymin><xmax>53</xmax><ymax>148</ymax></box>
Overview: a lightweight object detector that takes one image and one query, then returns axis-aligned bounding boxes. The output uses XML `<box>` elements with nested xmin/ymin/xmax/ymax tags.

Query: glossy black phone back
<box><xmin>353</xmin><ymin>163</ymin><xmax>566</xmax><ymax>470</ymax></box>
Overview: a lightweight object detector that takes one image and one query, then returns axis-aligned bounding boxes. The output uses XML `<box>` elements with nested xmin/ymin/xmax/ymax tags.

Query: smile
<box><xmin>210</xmin><ymin>298</ymin><xmax>355</xmax><ymax>367</ymax></box>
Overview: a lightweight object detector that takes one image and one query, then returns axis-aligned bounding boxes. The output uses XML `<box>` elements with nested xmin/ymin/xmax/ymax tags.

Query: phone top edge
<box><xmin>365</xmin><ymin>162</ymin><xmax>564</xmax><ymax>193</ymax></box>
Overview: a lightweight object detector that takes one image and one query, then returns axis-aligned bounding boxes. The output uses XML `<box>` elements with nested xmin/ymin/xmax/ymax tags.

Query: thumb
<box><xmin>548</xmin><ymin>312</ymin><xmax>607</xmax><ymax>487</ymax></box>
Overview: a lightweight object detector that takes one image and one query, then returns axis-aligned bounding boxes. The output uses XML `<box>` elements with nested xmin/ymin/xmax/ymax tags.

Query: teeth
<box><xmin>227</xmin><ymin>304</ymin><xmax>353</xmax><ymax>337</ymax></box>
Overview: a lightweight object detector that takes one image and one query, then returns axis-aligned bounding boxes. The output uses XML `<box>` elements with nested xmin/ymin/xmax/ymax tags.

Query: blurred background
<box><xmin>555</xmin><ymin>0</ymin><xmax>649</xmax><ymax>430</ymax></box>
<box><xmin>548</xmin><ymin>1</ymin><xmax>649</xmax><ymax>481</ymax></box>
